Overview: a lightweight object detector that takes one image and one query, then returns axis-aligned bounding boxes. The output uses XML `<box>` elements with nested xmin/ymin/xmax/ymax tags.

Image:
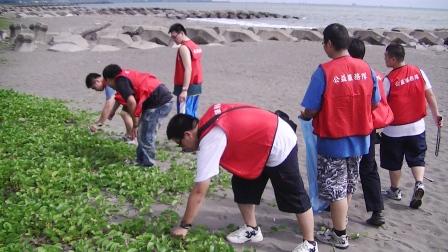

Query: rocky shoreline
<box><xmin>0</xmin><ymin>5</ymin><xmax>447</xmax><ymax>53</ymax></box>
<box><xmin>0</xmin><ymin>5</ymin><xmax>301</xmax><ymax>20</ymax></box>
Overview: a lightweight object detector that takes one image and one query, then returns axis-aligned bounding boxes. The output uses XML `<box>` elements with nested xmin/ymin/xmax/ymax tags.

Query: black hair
<box><xmin>102</xmin><ymin>64</ymin><xmax>122</xmax><ymax>80</ymax></box>
<box><xmin>166</xmin><ymin>114</ymin><xmax>198</xmax><ymax>140</ymax></box>
<box><xmin>168</xmin><ymin>23</ymin><xmax>187</xmax><ymax>35</ymax></box>
<box><xmin>385</xmin><ymin>43</ymin><xmax>405</xmax><ymax>62</ymax></box>
<box><xmin>323</xmin><ymin>23</ymin><xmax>350</xmax><ymax>51</ymax></box>
<box><xmin>85</xmin><ymin>72</ymin><xmax>101</xmax><ymax>88</ymax></box>
<box><xmin>348</xmin><ymin>38</ymin><xmax>365</xmax><ymax>59</ymax></box>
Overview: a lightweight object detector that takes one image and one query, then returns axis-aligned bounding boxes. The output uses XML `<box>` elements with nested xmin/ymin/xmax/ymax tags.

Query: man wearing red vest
<box><xmin>169</xmin><ymin>23</ymin><xmax>203</xmax><ymax>117</ymax></box>
<box><xmin>102</xmin><ymin>64</ymin><xmax>173</xmax><ymax>167</ymax></box>
<box><xmin>300</xmin><ymin>23</ymin><xmax>380</xmax><ymax>249</ymax></box>
<box><xmin>166</xmin><ymin>103</ymin><xmax>318</xmax><ymax>252</ymax></box>
<box><xmin>85</xmin><ymin>72</ymin><xmax>135</xmax><ymax>144</ymax></box>
<box><xmin>348</xmin><ymin>38</ymin><xmax>394</xmax><ymax>226</ymax></box>
<box><xmin>380</xmin><ymin>44</ymin><xmax>443</xmax><ymax>209</ymax></box>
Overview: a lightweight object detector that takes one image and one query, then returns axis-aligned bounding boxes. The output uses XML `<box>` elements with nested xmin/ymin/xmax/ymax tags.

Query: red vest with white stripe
<box><xmin>198</xmin><ymin>103</ymin><xmax>277</xmax><ymax>179</ymax></box>
<box><xmin>386</xmin><ymin>65</ymin><xmax>426</xmax><ymax>125</ymax></box>
<box><xmin>372</xmin><ymin>71</ymin><xmax>394</xmax><ymax>129</ymax></box>
<box><xmin>116</xmin><ymin>69</ymin><xmax>161</xmax><ymax>117</ymax></box>
<box><xmin>313</xmin><ymin>56</ymin><xmax>373</xmax><ymax>138</ymax></box>
<box><xmin>174</xmin><ymin>40</ymin><xmax>203</xmax><ymax>86</ymax></box>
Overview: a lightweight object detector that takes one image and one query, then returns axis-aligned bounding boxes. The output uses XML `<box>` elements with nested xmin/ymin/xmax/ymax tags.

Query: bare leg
<box><xmin>237</xmin><ymin>204</ymin><xmax>257</xmax><ymax>227</ymax></box>
<box><xmin>330</xmin><ymin>198</ymin><xmax>348</xmax><ymax>231</ymax></box>
<box><xmin>120</xmin><ymin>110</ymin><xmax>133</xmax><ymax>137</ymax></box>
<box><xmin>389</xmin><ymin>170</ymin><xmax>401</xmax><ymax>188</ymax></box>
<box><xmin>411</xmin><ymin>166</ymin><xmax>425</xmax><ymax>182</ymax></box>
<box><xmin>296</xmin><ymin>208</ymin><xmax>315</xmax><ymax>241</ymax></box>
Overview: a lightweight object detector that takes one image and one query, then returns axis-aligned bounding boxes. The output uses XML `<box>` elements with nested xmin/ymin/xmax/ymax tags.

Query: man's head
<box><xmin>322</xmin><ymin>23</ymin><xmax>350</xmax><ymax>58</ymax></box>
<box><xmin>85</xmin><ymin>73</ymin><xmax>105</xmax><ymax>91</ymax></box>
<box><xmin>348</xmin><ymin>38</ymin><xmax>365</xmax><ymax>59</ymax></box>
<box><xmin>166</xmin><ymin>114</ymin><xmax>200</xmax><ymax>152</ymax></box>
<box><xmin>168</xmin><ymin>23</ymin><xmax>187</xmax><ymax>45</ymax></box>
<box><xmin>384</xmin><ymin>43</ymin><xmax>405</xmax><ymax>68</ymax></box>
<box><xmin>102</xmin><ymin>64</ymin><xmax>122</xmax><ymax>88</ymax></box>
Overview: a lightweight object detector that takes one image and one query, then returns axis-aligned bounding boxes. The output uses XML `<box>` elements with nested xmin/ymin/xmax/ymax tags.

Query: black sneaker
<box><xmin>410</xmin><ymin>183</ymin><xmax>425</xmax><ymax>209</ymax></box>
<box><xmin>366</xmin><ymin>211</ymin><xmax>385</xmax><ymax>226</ymax></box>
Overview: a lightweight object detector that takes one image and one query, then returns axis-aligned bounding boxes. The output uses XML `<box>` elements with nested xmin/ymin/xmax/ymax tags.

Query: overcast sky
<box><xmin>223</xmin><ymin>0</ymin><xmax>448</xmax><ymax>10</ymax></box>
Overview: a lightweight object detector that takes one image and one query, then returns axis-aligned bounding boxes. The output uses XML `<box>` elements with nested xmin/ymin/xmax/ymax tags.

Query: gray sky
<box><xmin>223</xmin><ymin>0</ymin><xmax>448</xmax><ymax>10</ymax></box>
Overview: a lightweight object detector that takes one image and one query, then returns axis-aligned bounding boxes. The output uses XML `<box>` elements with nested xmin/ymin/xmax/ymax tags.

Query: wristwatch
<box><xmin>179</xmin><ymin>222</ymin><xmax>192</xmax><ymax>230</ymax></box>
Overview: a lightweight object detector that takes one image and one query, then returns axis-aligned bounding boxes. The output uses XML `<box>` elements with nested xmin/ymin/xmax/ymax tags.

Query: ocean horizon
<box><xmin>78</xmin><ymin>2</ymin><xmax>448</xmax><ymax>30</ymax></box>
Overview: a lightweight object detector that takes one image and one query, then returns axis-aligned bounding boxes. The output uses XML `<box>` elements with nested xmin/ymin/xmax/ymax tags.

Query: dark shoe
<box><xmin>366</xmin><ymin>211</ymin><xmax>385</xmax><ymax>226</ymax></box>
<box><xmin>410</xmin><ymin>183</ymin><xmax>425</xmax><ymax>209</ymax></box>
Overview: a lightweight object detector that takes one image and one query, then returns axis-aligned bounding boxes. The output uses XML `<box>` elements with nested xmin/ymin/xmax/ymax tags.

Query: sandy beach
<box><xmin>1</xmin><ymin>13</ymin><xmax>447</xmax><ymax>251</ymax></box>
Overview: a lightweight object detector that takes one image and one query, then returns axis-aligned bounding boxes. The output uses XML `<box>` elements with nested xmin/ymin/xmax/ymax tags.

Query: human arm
<box><xmin>299</xmin><ymin>66</ymin><xmax>325</xmax><ymax>120</ymax></box>
<box><xmin>425</xmin><ymin>88</ymin><xmax>443</xmax><ymax>128</ymax></box>
<box><xmin>107</xmin><ymin>100</ymin><xmax>121</xmax><ymax>120</ymax></box>
<box><xmin>178</xmin><ymin>45</ymin><xmax>192</xmax><ymax>103</ymax></box>
<box><xmin>370</xmin><ymin>69</ymin><xmax>381</xmax><ymax>110</ymax></box>
<box><xmin>171</xmin><ymin>179</ymin><xmax>211</xmax><ymax>238</ymax></box>
<box><xmin>171</xmin><ymin>127</ymin><xmax>226</xmax><ymax>238</ymax></box>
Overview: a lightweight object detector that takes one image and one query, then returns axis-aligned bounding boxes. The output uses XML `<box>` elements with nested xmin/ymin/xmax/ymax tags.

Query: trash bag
<box><xmin>299</xmin><ymin>118</ymin><xmax>329</xmax><ymax>213</ymax></box>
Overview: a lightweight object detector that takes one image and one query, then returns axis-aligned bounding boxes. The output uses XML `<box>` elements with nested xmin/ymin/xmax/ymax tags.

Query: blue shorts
<box><xmin>380</xmin><ymin>132</ymin><xmax>427</xmax><ymax>171</ymax></box>
<box><xmin>176</xmin><ymin>95</ymin><xmax>199</xmax><ymax>118</ymax></box>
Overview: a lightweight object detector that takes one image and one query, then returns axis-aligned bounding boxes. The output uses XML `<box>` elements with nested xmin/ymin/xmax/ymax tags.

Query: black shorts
<box><xmin>380</xmin><ymin>132</ymin><xmax>427</xmax><ymax>171</ymax></box>
<box><xmin>231</xmin><ymin>145</ymin><xmax>311</xmax><ymax>214</ymax></box>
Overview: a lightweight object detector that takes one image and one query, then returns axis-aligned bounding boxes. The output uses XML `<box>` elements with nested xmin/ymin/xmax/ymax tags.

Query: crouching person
<box><xmin>103</xmin><ymin>64</ymin><xmax>173</xmax><ymax>167</ymax></box>
<box><xmin>166</xmin><ymin>103</ymin><xmax>318</xmax><ymax>252</ymax></box>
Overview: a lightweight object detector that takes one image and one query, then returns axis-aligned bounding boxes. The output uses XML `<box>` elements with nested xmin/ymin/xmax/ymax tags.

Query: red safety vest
<box><xmin>198</xmin><ymin>103</ymin><xmax>277</xmax><ymax>179</ymax></box>
<box><xmin>114</xmin><ymin>93</ymin><xmax>126</xmax><ymax>105</ymax></box>
<box><xmin>313</xmin><ymin>56</ymin><xmax>373</xmax><ymax>138</ymax></box>
<box><xmin>372</xmin><ymin>71</ymin><xmax>394</xmax><ymax>129</ymax></box>
<box><xmin>174</xmin><ymin>40</ymin><xmax>203</xmax><ymax>86</ymax></box>
<box><xmin>386</xmin><ymin>65</ymin><xmax>426</xmax><ymax>125</ymax></box>
<box><xmin>115</xmin><ymin>69</ymin><xmax>161</xmax><ymax>117</ymax></box>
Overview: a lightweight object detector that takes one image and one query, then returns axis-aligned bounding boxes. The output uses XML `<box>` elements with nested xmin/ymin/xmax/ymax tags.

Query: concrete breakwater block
<box><xmin>410</xmin><ymin>30</ymin><xmax>444</xmax><ymax>45</ymax></box>
<box><xmin>256</xmin><ymin>28</ymin><xmax>297</xmax><ymax>42</ymax></box>
<box><xmin>290</xmin><ymin>29</ymin><xmax>323</xmax><ymax>42</ymax></box>
<box><xmin>220</xmin><ymin>28</ymin><xmax>261</xmax><ymax>43</ymax></box>
<box><xmin>383</xmin><ymin>31</ymin><xmax>417</xmax><ymax>46</ymax></box>
<box><xmin>186</xmin><ymin>27</ymin><xmax>225</xmax><ymax>44</ymax></box>
<box><xmin>14</xmin><ymin>33</ymin><xmax>36</xmax><ymax>52</ymax></box>
<box><xmin>353</xmin><ymin>29</ymin><xmax>390</xmax><ymax>45</ymax></box>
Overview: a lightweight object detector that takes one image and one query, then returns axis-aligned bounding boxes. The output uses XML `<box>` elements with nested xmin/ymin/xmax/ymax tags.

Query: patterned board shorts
<box><xmin>317</xmin><ymin>155</ymin><xmax>361</xmax><ymax>202</ymax></box>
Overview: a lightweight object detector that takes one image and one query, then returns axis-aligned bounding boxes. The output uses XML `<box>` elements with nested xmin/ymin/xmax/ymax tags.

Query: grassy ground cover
<box><xmin>0</xmin><ymin>17</ymin><xmax>10</xmax><ymax>30</ymax></box>
<box><xmin>0</xmin><ymin>89</ymin><xmax>236</xmax><ymax>251</ymax></box>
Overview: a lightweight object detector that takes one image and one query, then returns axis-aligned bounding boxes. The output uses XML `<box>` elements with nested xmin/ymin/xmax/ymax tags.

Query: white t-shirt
<box><xmin>382</xmin><ymin>69</ymin><xmax>431</xmax><ymax>137</ymax></box>
<box><xmin>195</xmin><ymin>118</ymin><xmax>297</xmax><ymax>182</ymax></box>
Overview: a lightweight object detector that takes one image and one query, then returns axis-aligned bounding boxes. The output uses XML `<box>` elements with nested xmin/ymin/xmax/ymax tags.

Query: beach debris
<box><xmin>220</xmin><ymin>28</ymin><xmax>261</xmax><ymax>43</ymax></box>
<box><xmin>13</xmin><ymin>33</ymin><xmax>36</xmax><ymax>52</ymax></box>
<box><xmin>290</xmin><ymin>29</ymin><xmax>323</xmax><ymax>42</ymax></box>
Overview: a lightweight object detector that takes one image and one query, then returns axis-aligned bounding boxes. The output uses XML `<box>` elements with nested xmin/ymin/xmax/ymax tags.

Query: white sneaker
<box><xmin>292</xmin><ymin>240</ymin><xmax>319</xmax><ymax>252</ymax></box>
<box><xmin>316</xmin><ymin>229</ymin><xmax>348</xmax><ymax>249</ymax></box>
<box><xmin>226</xmin><ymin>225</ymin><xmax>263</xmax><ymax>244</ymax></box>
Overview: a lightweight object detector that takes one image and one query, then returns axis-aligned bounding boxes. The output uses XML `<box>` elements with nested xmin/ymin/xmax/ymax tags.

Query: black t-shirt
<box><xmin>115</xmin><ymin>76</ymin><xmax>172</xmax><ymax>110</ymax></box>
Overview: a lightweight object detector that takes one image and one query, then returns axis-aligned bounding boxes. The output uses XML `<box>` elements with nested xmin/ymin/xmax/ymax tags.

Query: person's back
<box><xmin>380</xmin><ymin>43</ymin><xmax>443</xmax><ymax>209</ymax></box>
<box><xmin>301</xmin><ymin>23</ymin><xmax>380</xmax><ymax>249</ymax></box>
